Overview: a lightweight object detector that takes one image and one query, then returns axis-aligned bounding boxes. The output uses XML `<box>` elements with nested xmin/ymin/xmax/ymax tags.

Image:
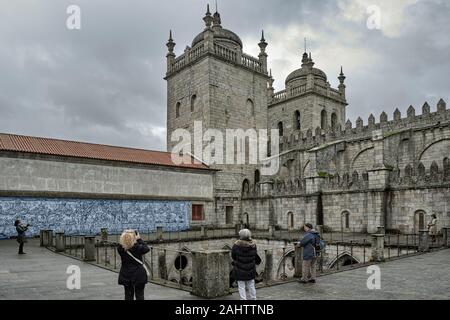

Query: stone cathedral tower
<box><xmin>268</xmin><ymin>52</ymin><xmax>348</xmax><ymax>140</ymax></box>
<box><xmin>165</xmin><ymin>6</ymin><xmax>270</xmax><ymax>226</ymax></box>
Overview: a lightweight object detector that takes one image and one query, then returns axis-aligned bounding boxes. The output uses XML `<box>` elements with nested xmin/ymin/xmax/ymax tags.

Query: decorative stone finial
<box><xmin>203</xmin><ymin>4</ymin><xmax>213</xmax><ymax>28</ymax></box>
<box><xmin>166</xmin><ymin>30</ymin><xmax>175</xmax><ymax>53</ymax></box>
<box><xmin>338</xmin><ymin>66</ymin><xmax>346</xmax><ymax>84</ymax></box>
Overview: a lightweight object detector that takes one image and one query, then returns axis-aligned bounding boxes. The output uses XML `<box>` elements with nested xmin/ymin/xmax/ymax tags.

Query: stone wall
<box><xmin>0</xmin><ymin>155</ymin><xmax>214</xmax><ymax>200</ymax></box>
<box><xmin>0</xmin><ymin>153</ymin><xmax>216</xmax><ymax>237</ymax></box>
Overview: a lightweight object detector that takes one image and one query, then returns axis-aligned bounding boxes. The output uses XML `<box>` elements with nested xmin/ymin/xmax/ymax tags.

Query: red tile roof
<box><xmin>0</xmin><ymin>133</ymin><xmax>211</xmax><ymax>171</ymax></box>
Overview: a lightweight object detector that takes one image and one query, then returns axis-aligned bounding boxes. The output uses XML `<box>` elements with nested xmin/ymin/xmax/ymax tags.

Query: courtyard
<box><xmin>1</xmin><ymin>238</ymin><xmax>449</xmax><ymax>300</ymax></box>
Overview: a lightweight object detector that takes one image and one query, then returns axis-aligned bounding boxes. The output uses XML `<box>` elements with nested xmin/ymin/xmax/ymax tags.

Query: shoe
<box><xmin>18</xmin><ymin>252</ymin><xmax>26</xmax><ymax>255</ymax></box>
<box><xmin>298</xmin><ymin>280</ymin><xmax>308</xmax><ymax>284</ymax></box>
<box><xmin>308</xmin><ymin>279</ymin><xmax>316</xmax><ymax>283</ymax></box>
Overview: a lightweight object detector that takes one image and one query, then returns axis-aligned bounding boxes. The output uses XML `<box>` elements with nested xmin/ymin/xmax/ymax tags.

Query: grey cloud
<box><xmin>0</xmin><ymin>0</ymin><xmax>449</xmax><ymax>151</ymax></box>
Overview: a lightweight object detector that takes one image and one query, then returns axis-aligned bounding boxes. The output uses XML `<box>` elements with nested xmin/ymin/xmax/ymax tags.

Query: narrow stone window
<box><xmin>247</xmin><ymin>99</ymin><xmax>255</xmax><ymax>116</ymax></box>
<box><xmin>341</xmin><ymin>211</ymin><xmax>350</xmax><ymax>230</ymax></box>
<box><xmin>190</xmin><ymin>95</ymin><xmax>196</xmax><ymax>112</ymax></box>
<box><xmin>226</xmin><ymin>206</ymin><xmax>233</xmax><ymax>225</ymax></box>
<box><xmin>294</xmin><ymin>111</ymin><xmax>301</xmax><ymax>130</ymax></box>
<box><xmin>321</xmin><ymin>110</ymin><xmax>328</xmax><ymax>130</ymax></box>
<box><xmin>278</xmin><ymin>122</ymin><xmax>284</xmax><ymax>136</ymax></box>
<box><xmin>176</xmin><ymin>102</ymin><xmax>181</xmax><ymax>118</ymax></box>
<box><xmin>254</xmin><ymin>169</ymin><xmax>261</xmax><ymax>184</ymax></box>
<box><xmin>331</xmin><ymin>112</ymin><xmax>337</xmax><ymax>129</ymax></box>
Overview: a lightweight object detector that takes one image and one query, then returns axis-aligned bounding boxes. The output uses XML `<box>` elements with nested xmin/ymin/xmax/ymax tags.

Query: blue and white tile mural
<box><xmin>0</xmin><ymin>197</ymin><xmax>190</xmax><ymax>239</ymax></box>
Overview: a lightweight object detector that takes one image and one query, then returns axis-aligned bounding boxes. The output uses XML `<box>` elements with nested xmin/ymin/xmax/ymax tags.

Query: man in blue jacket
<box><xmin>298</xmin><ymin>223</ymin><xmax>320</xmax><ymax>284</ymax></box>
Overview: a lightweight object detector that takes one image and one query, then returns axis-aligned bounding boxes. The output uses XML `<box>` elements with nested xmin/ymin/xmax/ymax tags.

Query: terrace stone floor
<box><xmin>1</xmin><ymin>239</ymin><xmax>449</xmax><ymax>300</ymax></box>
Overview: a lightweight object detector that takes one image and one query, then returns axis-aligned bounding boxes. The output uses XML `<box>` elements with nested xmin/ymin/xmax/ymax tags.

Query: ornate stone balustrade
<box><xmin>167</xmin><ymin>42</ymin><xmax>265</xmax><ymax>76</ymax></box>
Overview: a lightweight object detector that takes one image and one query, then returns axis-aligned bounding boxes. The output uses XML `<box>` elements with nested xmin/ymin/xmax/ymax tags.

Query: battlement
<box><xmin>389</xmin><ymin>158</ymin><xmax>450</xmax><ymax>188</ymax></box>
<box><xmin>280</xmin><ymin>99</ymin><xmax>450</xmax><ymax>152</ymax></box>
<box><xmin>242</xmin><ymin>159</ymin><xmax>450</xmax><ymax>199</ymax></box>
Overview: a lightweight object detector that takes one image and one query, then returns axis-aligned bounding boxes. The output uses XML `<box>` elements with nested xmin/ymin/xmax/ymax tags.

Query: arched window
<box><xmin>341</xmin><ymin>211</ymin><xmax>350</xmax><ymax>230</ymax></box>
<box><xmin>242</xmin><ymin>179</ymin><xmax>250</xmax><ymax>194</ymax></box>
<box><xmin>175</xmin><ymin>102</ymin><xmax>181</xmax><ymax>118</ymax></box>
<box><xmin>278</xmin><ymin>122</ymin><xmax>284</xmax><ymax>136</ymax></box>
<box><xmin>321</xmin><ymin>110</ymin><xmax>328</xmax><ymax>130</ymax></box>
<box><xmin>246</xmin><ymin>99</ymin><xmax>255</xmax><ymax>116</ymax></box>
<box><xmin>294</xmin><ymin>111</ymin><xmax>301</xmax><ymax>130</ymax></box>
<box><xmin>414</xmin><ymin>210</ymin><xmax>426</xmax><ymax>234</ymax></box>
<box><xmin>254</xmin><ymin>170</ymin><xmax>261</xmax><ymax>184</ymax></box>
<box><xmin>331</xmin><ymin>113</ymin><xmax>337</xmax><ymax>129</ymax></box>
<box><xmin>287</xmin><ymin>212</ymin><xmax>294</xmax><ymax>230</ymax></box>
<box><xmin>190</xmin><ymin>95</ymin><xmax>196</xmax><ymax>112</ymax></box>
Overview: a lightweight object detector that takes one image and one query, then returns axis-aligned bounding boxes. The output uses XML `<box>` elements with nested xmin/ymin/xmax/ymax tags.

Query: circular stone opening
<box><xmin>174</xmin><ymin>255</ymin><xmax>188</xmax><ymax>270</ymax></box>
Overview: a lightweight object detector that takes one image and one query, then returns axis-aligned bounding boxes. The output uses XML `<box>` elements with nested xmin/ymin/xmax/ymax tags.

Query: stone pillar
<box><xmin>55</xmin><ymin>232</ymin><xmax>65</xmax><ymax>252</ymax></box>
<box><xmin>41</xmin><ymin>230</ymin><xmax>53</xmax><ymax>247</ymax></box>
<box><xmin>158</xmin><ymin>250</ymin><xmax>168</xmax><ymax>280</ymax></box>
<box><xmin>201</xmin><ymin>225</ymin><xmax>207</xmax><ymax>238</ymax></box>
<box><xmin>442</xmin><ymin>227</ymin><xmax>450</xmax><ymax>247</ymax></box>
<box><xmin>83</xmin><ymin>236</ymin><xmax>96</xmax><ymax>261</ymax></box>
<box><xmin>49</xmin><ymin>230</ymin><xmax>54</xmax><ymax>247</ymax></box>
<box><xmin>366</xmin><ymin>130</ymin><xmax>390</xmax><ymax>234</ymax></box>
<box><xmin>377</xmin><ymin>226</ymin><xmax>385</xmax><ymax>235</ymax></box>
<box><xmin>156</xmin><ymin>227</ymin><xmax>163</xmax><ymax>241</ymax></box>
<box><xmin>294</xmin><ymin>245</ymin><xmax>303</xmax><ymax>278</ymax></box>
<box><xmin>191</xmin><ymin>250</ymin><xmax>230</xmax><ymax>299</ymax></box>
<box><xmin>39</xmin><ymin>230</ymin><xmax>45</xmax><ymax>247</ymax></box>
<box><xmin>371</xmin><ymin>234</ymin><xmax>385</xmax><ymax>262</ymax></box>
<box><xmin>419</xmin><ymin>230</ymin><xmax>430</xmax><ymax>252</ymax></box>
<box><xmin>100</xmin><ymin>228</ymin><xmax>108</xmax><ymax>242</ymax></box>
<box><xmin>305</xmin><ymin>151</ymin><xmax>326</xmax><ymax>194</ymax></box>
<box><xmin>264</xmin><ymin>250</ymin><xmax>273</xmax><ymax>284</ymax></box>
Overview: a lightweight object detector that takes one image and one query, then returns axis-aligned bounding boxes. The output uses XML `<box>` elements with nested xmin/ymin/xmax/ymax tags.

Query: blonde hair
<box><xmin>119</xmin><ymin>230</ymin><xmax>137</xmax><ymax>250</ymax></box>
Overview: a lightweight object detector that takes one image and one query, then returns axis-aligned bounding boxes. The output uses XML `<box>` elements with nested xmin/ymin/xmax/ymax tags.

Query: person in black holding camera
<box><xmin>117</xmin><ymin>229</ymin><xmax>150</xmax><ymax>300</ymax></box>
<box><xmin>14</xmin><ymin>219</ymin><xmax>30</xmax><ymax>254</ymax></box>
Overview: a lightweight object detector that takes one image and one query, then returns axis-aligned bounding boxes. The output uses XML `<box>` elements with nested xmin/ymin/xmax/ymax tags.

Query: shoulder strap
<box><xmin>126</xmin><ymin>250</ymin><xmax>143</xmax><ymax>265</ymax></box>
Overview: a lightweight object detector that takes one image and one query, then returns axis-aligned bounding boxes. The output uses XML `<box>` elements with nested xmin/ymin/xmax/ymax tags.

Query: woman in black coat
<box><xmin>231</xmin><ymin>229</ymin><xmax>261</xmax><ymax>300</ymax></box>
<box><xmin>117</xmin><ymin>230</ymin><xmax>150</xmax><ymax>300</ymax></box>
<box><xmin>14</xmin><ymin>219</ymin><xmax>29</xmax><ymax>254</ymax></box>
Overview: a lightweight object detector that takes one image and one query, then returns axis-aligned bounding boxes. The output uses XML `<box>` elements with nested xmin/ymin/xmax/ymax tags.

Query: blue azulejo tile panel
<box><xmin>0</xmin><ymin>197</ymin><xmax>190</xmax><ymax>238</ymax></box>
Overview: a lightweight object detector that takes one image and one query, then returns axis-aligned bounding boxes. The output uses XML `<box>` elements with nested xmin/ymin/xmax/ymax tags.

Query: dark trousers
<box><xmin>18</xmin><ymin>242</ymin><xmax>24</xmax><ymax>254</ymax></box>
<box><xmin>124</xmin><ymin>284</ymin><xmax>145</xmax><ymax>300</ymax></box>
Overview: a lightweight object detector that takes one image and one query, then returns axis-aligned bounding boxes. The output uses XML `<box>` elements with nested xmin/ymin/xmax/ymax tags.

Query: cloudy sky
<box><xmin>1</xmin><ymin>0</ymin><xmax>449</xmax><ymax>151</ymax></box>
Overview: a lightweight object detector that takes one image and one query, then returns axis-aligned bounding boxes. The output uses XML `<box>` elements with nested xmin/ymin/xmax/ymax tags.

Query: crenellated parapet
<box><xmin>321</xmin><ymin>170</ymin><xmax>369</xmax><ymax>192</ymax></box>
<box><xmin>242</xmin><ymin>178</ymin><xmax>307</xmax><ymax>199</ymax></box>
<box><xmin>389</xmin><ymin>158</ymin><xmax>450</xmax><ymax>188</ymax></box>
<box><xmin>280</xmin><ymin>99</ymin><xmax>450</xmax><ymax>153</ymax></box>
